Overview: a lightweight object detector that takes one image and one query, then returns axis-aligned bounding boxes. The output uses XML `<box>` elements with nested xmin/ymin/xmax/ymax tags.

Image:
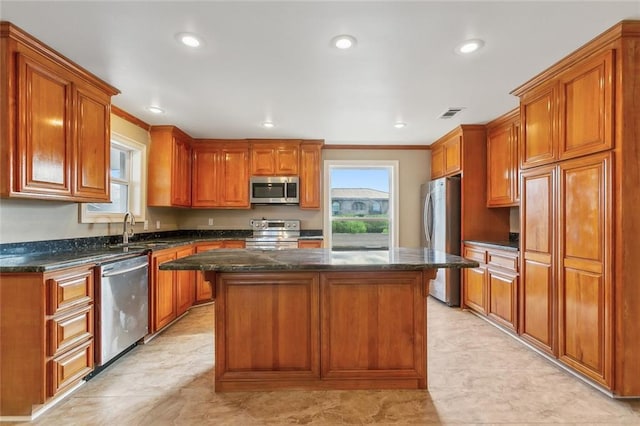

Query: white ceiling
<box><xmin>2</xmin><ymin>1</ymin><xmax>639</xmax><ymax>145</ymax></box>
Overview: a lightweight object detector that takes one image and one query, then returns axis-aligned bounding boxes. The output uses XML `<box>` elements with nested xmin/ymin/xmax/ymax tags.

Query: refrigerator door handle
<box><xmin>425</xmin><ymin>190</ymin><xmax>433</xmax><ymax>247</ymax></box>
<box><xmin>428</xmin><ymin>191</ymin><xmax>434</xmax><ymax>246</ymax></box>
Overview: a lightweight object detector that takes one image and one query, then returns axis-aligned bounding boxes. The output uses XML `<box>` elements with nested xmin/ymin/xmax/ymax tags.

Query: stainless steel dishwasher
<box><xmin>96</xmin><ymin>255</ymin><xmax>149</xmax><ymax>366</ymax></box>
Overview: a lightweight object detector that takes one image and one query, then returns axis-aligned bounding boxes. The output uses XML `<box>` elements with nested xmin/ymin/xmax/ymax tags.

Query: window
<box><xmin>324</xmin><ymin>161</ymin><xmax>399</xmax><ymax>250</ymax></box>
<box><xmin>80</xmin><ymin>132</ymin><xmax>146</xmax><ymax>223</ymax></box>
<box><xmin>352</xmin><ymin>201</ymin><xmax>366</xmax><ymax>211</ymax></box>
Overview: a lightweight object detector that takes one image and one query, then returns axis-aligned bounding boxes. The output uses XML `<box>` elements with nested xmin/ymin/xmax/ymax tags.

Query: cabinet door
<box><xmin>153</xmin><ymin>251</ymin><xmax>177</xmax><ymax>331</ymax></box>
<box><xmin>216</xmin><ymin>272</ymin><xmax>320</xmax><ymax>382</ymax></box>
<box><xmin>430</xmin><ymin>145</ymin><xmax>445</xmax><ymax>179</ymax></box>
<box><xmin>74</xmin><ymin>83</ymin><xmax>110</xmax><ymax>201</ymax></box>
<box><xmin>171</xmin><ymin>135</ymin><xmax>192</xmax><ymax>206</ymax></box>
<box><xmin>520</xmin><ymin>83</ymin><xmax>557</xmax><ymax>169</ymax></box>
<box><xmin>250</xmin><ymin>144</ymin><xmax>276</xmax><ymax>175</ymax></box>
<box><xmin>250</xmin><ymin>141</ymin><xmax>300</xmax><ymax>176</ymax></box>
<box><xmin>520</xmin><ymin>166</ymin><xmax>556</xmax><ymax>356</ymax></box>
<box><xmin>487</xmin><ymin>123</ymin><xmax>516</xmax><ymax>206</ymax></box>
<box><xmin>16</xmin><ymin>53</ymin><xmax>73</xmax><ymax>197</ymax></box>
<box><xmin>298</xmin><ymin>240</ymin><xmax>323</xmax><ymax>249</ymax></box>
<box><xmin>513</xmin><ymin>122</ymin><xmax>521</xmax><ymax>203</ymax></box>
<box><xmin>487</xmin><ymin>268</ymin><xmax>518</xmax><ymax>332</ymax></box>
<box><xmin>274</xmin><ymin>143</ymin><xmax>299</xmax><ymax>175</ymax></box>
<box><xmin>47</xmin><ymin>339</ymin><xmax>93</xmax><ymax>397</ymax></box>
<box><xmin>299</xmin><ymin>142</ymin><xmax>322</xmax><ymax>209</ymax></box>
<box><xmin>321</xmin><ymin>272</ymin><xmax>425</xmax><ymax>384</ymax></box>
<box><xmin>223</xmin><ymin>240</ymin><xmax>246</xmax><ymax>249</ymax></box>
<box><xmin>195</xmin><ymin>242</ymin><xmax>224</xmax><ymax>302</ymax></box>
<box><xmin>175</xmin><ymin>246</ymin><xmax>195</xmax><ymax>317</ymax></box>
<box><xmin>462</xmin><ymin>267</ymin><xmax>487</xmax><ymax>314</ymax></box>
<box><xmin>557</xmin><ymin>153</ymin><xmax>612</xmax><ymax>386</ymax></box>
<box><xmin>219</xmin><ymin>146</ymin><xmax>250</xmax><ymax>207</ymax></box>
<box><xmin>444</xmin><ymin>135</ymin><xmax>461</xmax><ymax>175</ymax></box>
<box><xmin>191</xmin><ymin>144</ymin><xmax>220</xmax><ymax>207</ymax></box>
<box><xmin>558</xmin><ymin>50</ymin><xmax>614</xmax><ymax>161</ymax></box>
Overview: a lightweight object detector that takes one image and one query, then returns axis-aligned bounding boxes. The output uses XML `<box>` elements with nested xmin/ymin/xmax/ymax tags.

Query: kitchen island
<box><xmin>160</xmin><ymin>248</ymin><xmax>477</xmax><ymax>391</ymax></box>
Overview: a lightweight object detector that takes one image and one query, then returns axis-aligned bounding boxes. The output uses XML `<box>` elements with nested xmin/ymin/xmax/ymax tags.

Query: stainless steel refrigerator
<box><xmin>421</xmin><ymin>176</ymin><xmax>461</xmax><ymax>306</ymax></box>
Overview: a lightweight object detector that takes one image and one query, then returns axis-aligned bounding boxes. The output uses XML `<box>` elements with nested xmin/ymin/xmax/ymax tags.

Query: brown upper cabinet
<box><xmin>430</xmin><ymin>125</ymin><xmax>510</xmax><ymax>242</ymax></box>
<box><xmin>486</xmin><ymin>108</ymin><xmax>520</xmax><ymax>207</ymax></box>
<box><xmin>0</xmin><ymin>22</ymin><xmax>119</xmax><ymax>202</ymax></box>
<box><xmin>519</xmin><ymin>49</ymin><xmax>614</xmax><ymax>169</ymax></box>
<box><xmin>148</xmin><ymin>126</ymin><xmax>192</xmax><ymax>207</ymax></box>
<box><xmin>249</xmin><ymin>140</ymin><xmax>300</xmax><ymax>176</ymax></box>
<box><xmin>299</xmin><ymin>140</ymin><xmax>323</xmax><ymax>209</ymax></box>
<box><xmin>192</xmin><ymin>140</ymin><xmax>250</xmax><ymax>208</ymax></box>
<box><xmin>148</xmin><ymin>135</ymin><xmax>322</xmax><ymax>209</ymax></box>
<box><xmin>430</xmin><ymin>133</ymin><xmax>461</xmax><ymax>179</ymax></box>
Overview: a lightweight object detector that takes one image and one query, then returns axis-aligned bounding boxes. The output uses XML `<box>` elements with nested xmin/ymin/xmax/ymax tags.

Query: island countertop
<box><xmin>159</xmin><ymin>247</ymin><xmax>478</xmax><ymax>272</ymax></box>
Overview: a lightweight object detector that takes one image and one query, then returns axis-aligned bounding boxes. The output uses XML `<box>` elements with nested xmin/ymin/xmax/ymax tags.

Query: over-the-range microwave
<box><xmin>250</xmin><ymin>176</ymin><xmax>299</xmax><ymax>204</ymax></box>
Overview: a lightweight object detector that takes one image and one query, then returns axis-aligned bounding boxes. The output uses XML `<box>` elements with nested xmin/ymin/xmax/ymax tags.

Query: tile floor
<box><xmin>17</xmin><ymin>299</ymin><xmax>640</xmax><ymax>425</ymax></box>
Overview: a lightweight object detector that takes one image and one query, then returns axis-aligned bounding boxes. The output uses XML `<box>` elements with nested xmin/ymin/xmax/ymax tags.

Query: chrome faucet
<box><xmin>122</xmin><ymin>212</ymin><xmax>135</xmax><ymax>245</ymax></box>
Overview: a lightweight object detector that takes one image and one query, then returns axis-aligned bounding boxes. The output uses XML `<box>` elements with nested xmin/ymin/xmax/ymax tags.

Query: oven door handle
<box><xmin>102</xmin><ymin>262</ymin><xmax>148</xmax><ymax>278</ymax></box>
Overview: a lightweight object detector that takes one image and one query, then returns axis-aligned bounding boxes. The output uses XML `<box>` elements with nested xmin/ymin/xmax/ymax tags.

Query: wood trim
<box><xmin>149</xmin><ymin>125</ymin><xmax>192</xmax><ymax>142</ymax></box>
<box><xmin>111</xmin><ymin>105</ymin><xmax>150</xmax><ymax>131</ymax></box>
<box><xmin>324</xmin><ymin>144</ymin><xmax>430</xmax><ymax>150</ymax></box>
<box><xmin>486</xmin><ymin>107</ymin><xmax>519</xmax><ymax>129</ymax></box>
<box><xmin>512</xmin><ymin>21</ymin><xmax>640</xmax><ymax>96</ymax></box>
<box><xmin>0</xmin><ymin>21</ymin><xmax>119</xmax><ymax>96</ymax></box>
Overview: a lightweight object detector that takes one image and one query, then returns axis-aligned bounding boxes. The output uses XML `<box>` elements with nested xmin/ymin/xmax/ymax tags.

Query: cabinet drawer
<box><xmin>48</xmin><ymin>305</ymin><xmax>93</xmax><ymax>356</ymax></box>
<box><xmin>47</xmin><ymin>269</ymin><xmax>93</xmax><ymax>315</ymax></box>
<box><xmin>463</xmin><ymin>246</ymin><xmax>487</xmax><ymax>264</ymax></box>
<box><xmin>487</xmin><ymin>250</ymin><xmax>519</xmax><ymax>272</ymax></box>
<box><xmin>48</xmin><ymin>339</ymin><xmax>93</xmax><ymax>397</ymax></box>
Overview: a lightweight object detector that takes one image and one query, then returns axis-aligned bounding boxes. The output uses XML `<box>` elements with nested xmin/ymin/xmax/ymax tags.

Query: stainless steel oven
<box><xmin>96</xmin><ymin>255</ymin><xmax>149</xmax><ymax>366</ymax></box>
<box><xmin>245</xmin><ymin>219</ymin><xmax>300</xmax><ymax>250</ymax></box>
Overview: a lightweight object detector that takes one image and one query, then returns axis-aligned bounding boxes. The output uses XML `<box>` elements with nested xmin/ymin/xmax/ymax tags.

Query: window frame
<box><xmin>323</xmin><ymin>160</ymin><xmax>399</xmax><ymax>250</ymax></box>
<box><xmin>79</xmin><ymin>131</ymin><xmax>147</xmax><ymax>223</ymax></box>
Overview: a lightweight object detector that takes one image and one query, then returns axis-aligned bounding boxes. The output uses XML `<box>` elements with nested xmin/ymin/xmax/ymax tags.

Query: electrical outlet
<box><xmin>143</xmin><ymin>220</ymin><xmax>149</xmax><ymax>231</ymax></box>
<box><xmin>208</xmin><ymin>218</ymin><xmax>214</xmax><ymax>226</ymax></box>
<box><xmin>155</xmin><ymin>220</ymin><xmax>161</xmax><ymax>230</ymax></box>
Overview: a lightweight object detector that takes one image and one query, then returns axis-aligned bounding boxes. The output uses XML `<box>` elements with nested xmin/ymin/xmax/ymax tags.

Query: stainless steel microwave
<box><xmin>250</xmin><ymin>176</ymin><xmax>299</xmax><ymax>204</ymax></box>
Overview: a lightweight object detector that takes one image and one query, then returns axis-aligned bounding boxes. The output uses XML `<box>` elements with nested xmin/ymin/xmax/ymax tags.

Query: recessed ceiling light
<box><xmin>146</xmin><ymin>106</ymin><xmax>165</xmax><ymax>114</ymax></box>
<box><xmin>261</xmin><ymin>121</ymin><xmax>275</xmax><ymax>128</ymax></box>
<box><xmin>331</xmin><ymin>34</ymin><xmax>357</xmax><ymax>50</ymax></box>
<box><xmin>176</xmin><ymin>32</ymin><xmax>203</xmax><ymax>48</ymax></box>
<box><xmin>456</xmin><ymin>39</ymin><xmax>485</xmax><ymax>55</ymax></box>
<box><xmin>394</xmin><ymin>122</ymin><xmax>407</xmax><ymax>129</ymax></box>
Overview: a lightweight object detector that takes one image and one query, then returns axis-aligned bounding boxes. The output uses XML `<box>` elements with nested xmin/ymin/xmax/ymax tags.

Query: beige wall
<box><xmin>0</xmin><ymin>115</ymin><xmax>180</xmax><ymax>244</ymax></box>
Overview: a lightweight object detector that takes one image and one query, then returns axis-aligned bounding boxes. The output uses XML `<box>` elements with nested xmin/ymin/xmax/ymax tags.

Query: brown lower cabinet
<box><xmin>194</xmin><ymin>240</ymin><xmax>246</xmax><ymax>303</ymax></box>
<box><xmin>150</xmin><ymin>245</ymin><xmax>196</xmax><ymax>333</ymax></box>
<box><xmin>214</xmin><ymin>270</ymin><xmax>428</xmax><ymax>391</ymax></box>
<box><xmin>462</xmin><ymin>243</ymin><xmax>519</xmax><ymax>332</ymax></box>
<box><xmin>0</xmin><ymin>264</ymin><xmax>95</xmax><ymax>417</ymax></box>
<box><xmin>298</xmin><ymin>239</ymin><xmax>323</xmax><ymax>249</ymax></box>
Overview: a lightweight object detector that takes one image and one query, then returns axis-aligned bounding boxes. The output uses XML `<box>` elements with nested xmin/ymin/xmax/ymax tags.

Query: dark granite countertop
<box><xmin>159</xmin><ymin>248</ymin><xmax>478</xmax><ymax>272</ymax></box>
<box><xmin>0</xmin><ymin>246</ymin><xmax>149</xmax><ymax>273</ymax></box>
<box><xmin>0</xmin><ymin>231</ymin><xmax>326</xmax><ymax>273</ymax></box>
<box><xmin>463</xmin><ymin>240</ymin><xmax>520</xmax><ymax>252</ymax></box>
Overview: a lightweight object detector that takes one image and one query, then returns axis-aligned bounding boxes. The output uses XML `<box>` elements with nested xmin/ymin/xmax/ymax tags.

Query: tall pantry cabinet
<box><xmin>512</xmin><ymin>21</ymin><xmax>640</xmax><ymax>396</ymax></box>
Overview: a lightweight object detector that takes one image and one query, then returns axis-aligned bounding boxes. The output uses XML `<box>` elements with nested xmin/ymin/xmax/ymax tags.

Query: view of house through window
<box><xmin>326</xmin><ymin>162</ymin><xmax>397</xmax><ymax>250</ymax></box>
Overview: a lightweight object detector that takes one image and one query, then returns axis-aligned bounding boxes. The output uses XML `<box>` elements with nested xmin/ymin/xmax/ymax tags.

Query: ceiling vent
<box><xmin>439</xmin><ymin>107</ymin><xmax>465</xmax><ymax>119</ymax></box>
